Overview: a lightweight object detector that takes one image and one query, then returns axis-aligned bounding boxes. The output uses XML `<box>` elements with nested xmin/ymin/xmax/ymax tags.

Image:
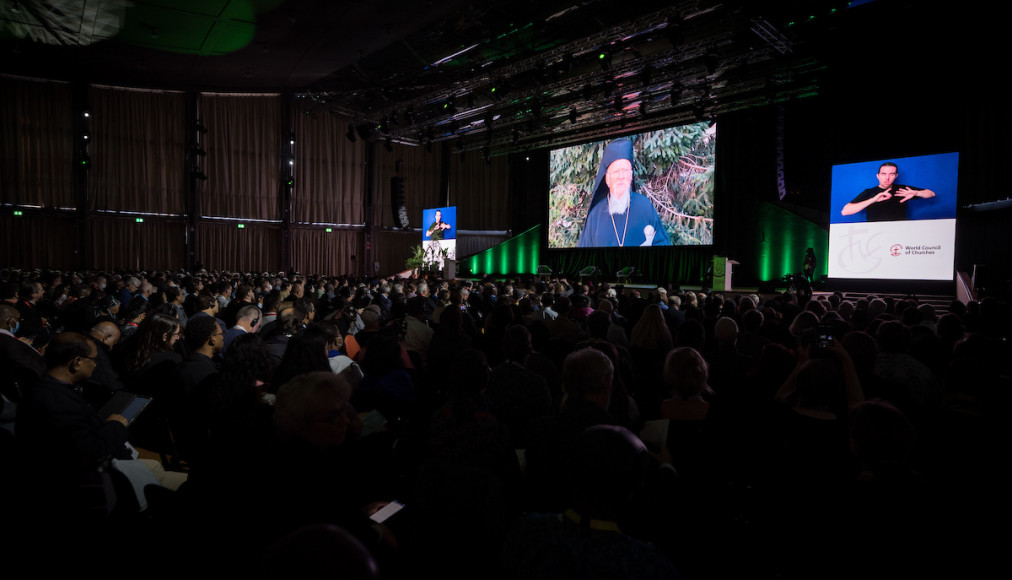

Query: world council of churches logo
<box><xmin>889</xmin><ymin>244</ymin><xmax>904</xmax><ymax>257</ymax></box>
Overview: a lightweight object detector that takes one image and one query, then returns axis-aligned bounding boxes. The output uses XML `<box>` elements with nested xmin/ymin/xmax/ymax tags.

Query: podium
<box><xmin>712</xmin><ymin>256</ymin><xmax>739</xmax><ymax>291</ymax></box>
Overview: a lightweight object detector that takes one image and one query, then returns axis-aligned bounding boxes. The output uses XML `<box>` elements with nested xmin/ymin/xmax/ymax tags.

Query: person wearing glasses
<box><xmin>15</xmin><ymin>332</ymin><xmax>133</xmax><ymax>504</ymax></box>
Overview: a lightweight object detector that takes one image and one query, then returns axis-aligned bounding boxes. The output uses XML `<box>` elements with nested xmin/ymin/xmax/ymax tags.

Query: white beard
<box><xmin>607</xmin><ymin>191</ymin><xmax>630</xmax><ymax>215</ymax></box>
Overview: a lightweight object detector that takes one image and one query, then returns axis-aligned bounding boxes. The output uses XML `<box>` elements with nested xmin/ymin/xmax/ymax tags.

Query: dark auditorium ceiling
<box><xmin>1</xmin><ymin>0</ymin><xmax>948</xmax><ymax>156</ymax></box>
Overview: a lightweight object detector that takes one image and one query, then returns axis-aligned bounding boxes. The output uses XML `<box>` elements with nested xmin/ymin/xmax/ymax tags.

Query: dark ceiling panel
<box><xmin>4</xmin><ymin>0</ymin><xmax>968</xmax><ymax>155</ymax></box>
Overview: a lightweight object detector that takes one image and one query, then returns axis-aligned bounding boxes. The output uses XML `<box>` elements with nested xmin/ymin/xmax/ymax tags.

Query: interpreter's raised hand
<box><xmin>895</xmin><ymin>187</ymin><xmax>919</xmax><ymax>202</ymax></box>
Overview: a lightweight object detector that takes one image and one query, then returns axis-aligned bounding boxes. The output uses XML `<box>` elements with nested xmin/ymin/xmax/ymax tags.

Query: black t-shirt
<box><xmin>849</xmin><ymin>185</ymin><xmax>922</xmax><ymax>222</ymax></box>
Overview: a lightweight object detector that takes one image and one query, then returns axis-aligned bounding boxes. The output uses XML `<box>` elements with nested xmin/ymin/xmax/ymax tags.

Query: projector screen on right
<box><xmin>827</xmin><ymin>152</ymin><xmax>958</xmax><ymax>281</ymax></box>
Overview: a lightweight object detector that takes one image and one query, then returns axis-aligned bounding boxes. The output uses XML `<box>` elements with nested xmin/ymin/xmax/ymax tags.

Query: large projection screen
<box><xmin>827</xmin><ymin>152</ymin><xmax>958</xmax><ymax>281</ymax></box>
<box><xmin>421</xmin><ymin>206</ymin><xmax>456</xmax><ymax>270</ymax></box>
<box><xmin>548</xmin><ymin>122</ymin><xmax>715</xmax><ymax>248</ymax></box>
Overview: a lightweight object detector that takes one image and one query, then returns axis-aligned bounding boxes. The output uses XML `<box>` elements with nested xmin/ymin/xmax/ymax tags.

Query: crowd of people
<box><xmin>1</xmin><ymin>266</ymin><xmax>1008</xmax><ymax>578</ymax></box>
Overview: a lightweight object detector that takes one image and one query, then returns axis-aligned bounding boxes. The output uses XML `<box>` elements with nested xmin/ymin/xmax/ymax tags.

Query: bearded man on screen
<box><xmin>577</xmin><ymin>138</ymin><xmax>670</xmax><ymax>247</ymax></box>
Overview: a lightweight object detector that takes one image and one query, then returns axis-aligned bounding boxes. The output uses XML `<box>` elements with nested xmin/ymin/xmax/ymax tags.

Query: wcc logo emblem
<box><xmin>890</xmin><ymin>244</ymin><xmax>904</xmax><ymax>257</ymax></box>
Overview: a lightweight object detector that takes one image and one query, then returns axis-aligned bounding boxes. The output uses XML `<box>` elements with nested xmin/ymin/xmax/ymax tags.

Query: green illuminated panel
<box><xmin>469</xmin><ymin>225</ymin><xmax>541</xmax><ymax>276</ymax></box>
<box><xmin>756</xmin><ymin>203</ymin><xmax>828</xmax><ymax>284</ymax></box>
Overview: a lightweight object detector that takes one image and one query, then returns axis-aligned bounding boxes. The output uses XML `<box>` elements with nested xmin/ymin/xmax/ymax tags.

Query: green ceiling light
<box><xmin>325</xmin><ymin>228</ymin><xmax>333</xmax><ymax>233</ymax></box>
<box><xmin>13</xmin><ymin>210</ymin><xmax>23</xmax><ymax>216</ymax></box>
<box><xmin>135</xmin><ymin>218</ymin><xmax>144</xmax><ymax>223</ymax></box>
<box><xmin>237</xmin><ymin>224</ymin><xmax>245</xmax><ymax>229</ymax></box>
<box><xmin>598</xmin><ymin>51</ymin><xmax>611</xmax><ymax>71</ymax></box>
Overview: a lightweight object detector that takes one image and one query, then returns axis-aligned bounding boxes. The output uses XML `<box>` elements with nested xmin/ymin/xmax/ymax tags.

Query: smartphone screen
<box><xmin>369</xmin><ymin>501</ymin><xmax>405</xmax><ymax>524</ymax></box>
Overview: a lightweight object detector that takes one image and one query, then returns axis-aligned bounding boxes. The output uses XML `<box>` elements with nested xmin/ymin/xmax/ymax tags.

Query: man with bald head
<box><xmin>84</xmin><ymin>319</ymin><xmax>124</xmax><ymax>399</ymax></box>
<box><xmin>523</xmin><ymin>347</ymin><xmax>619</xmax><ymax>512</ymax></box>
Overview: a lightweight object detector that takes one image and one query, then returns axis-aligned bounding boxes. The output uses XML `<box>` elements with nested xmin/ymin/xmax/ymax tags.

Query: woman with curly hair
<box><xmin>121</xmin><ymin>312</ymin><xmax>183</xmax><ymax>385</ymax></box>
<box><xmin>197</xmin><ymin>332</ymin><xmax>276</xmax><ymax>476</ymax></box>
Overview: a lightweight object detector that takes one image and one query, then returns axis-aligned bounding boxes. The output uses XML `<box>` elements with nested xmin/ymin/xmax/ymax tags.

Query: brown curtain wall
<box><xmin>89</xmin><ymin>86</ymin><xmax>187</xmax><ymax>214</ymax></box>
<box><xmin>1</xmin><ymin>76</ymin><xmax>75</xmax><ymax>209</ymax></box>
<box><xmin>2</xmin><ymin>78</ymin><xmax>513</xmax><ymax>274</ymax></box>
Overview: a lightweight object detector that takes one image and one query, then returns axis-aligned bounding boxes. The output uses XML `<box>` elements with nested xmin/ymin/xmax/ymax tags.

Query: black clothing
<box><xmin>849</xmin><ymin>185</ymin><xmax>924</xmax><ymax>222</ymax></box>
<box><xmin>0</xmin><ymin>333</ymin><xmax>45</xmax><ymax>407</ymax></box>
<box><xmin>16</xmin><ymin>374</ymin><xmax>132</xmax><ymax>481</ymax></box>
<box><xmin>523</xmin><ymin>398</ymin><xmax>618</xmax><ymax>513</ymax></box>
<box><xmin>81</xmin><ymin>335</ymin><xmax>124</xmax><ymax>403</ymax></box>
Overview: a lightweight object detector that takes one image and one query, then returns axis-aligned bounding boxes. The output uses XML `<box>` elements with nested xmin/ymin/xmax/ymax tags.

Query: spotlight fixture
<box><xmin>640</xmin><ymin>66</ymin><xmax>653</xmax><ymax>86</ymax></box>
<box><xmin>665</xmin><ymin>19</ymin><xmax>684</xmax><ymax>46</ymax></box>
<box><xmin>533</xmin><ymin>60</ymin><xmax>547</xmax><ymax>85</ymax></box>
<box><xmin>705</xmin><ymin>53</ymin><xmax>719</xmax><ymax>75</ymax></box>
<box><xmin>569</xmin><ymin>108</ymin><xmax>578</xmax><ymax>124</ymax></box>
<box><xmin>598</xmin><ymin>51</ymin><xmax>611</xmax><ymax>71</ymax></box>
<box><xmin>670</xmin><ymin>83</ymin><xmax>683</xmax><ymax>104</ymax></box>
<box><xmin>603</xmin><ymin>78</ymin><xmax>615</xmax><ymax>97</ymax></box>
<box><xmin>355</xmin><ymin>124</ymin><xmax>372</xmax><ymax>141</ymax></box>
